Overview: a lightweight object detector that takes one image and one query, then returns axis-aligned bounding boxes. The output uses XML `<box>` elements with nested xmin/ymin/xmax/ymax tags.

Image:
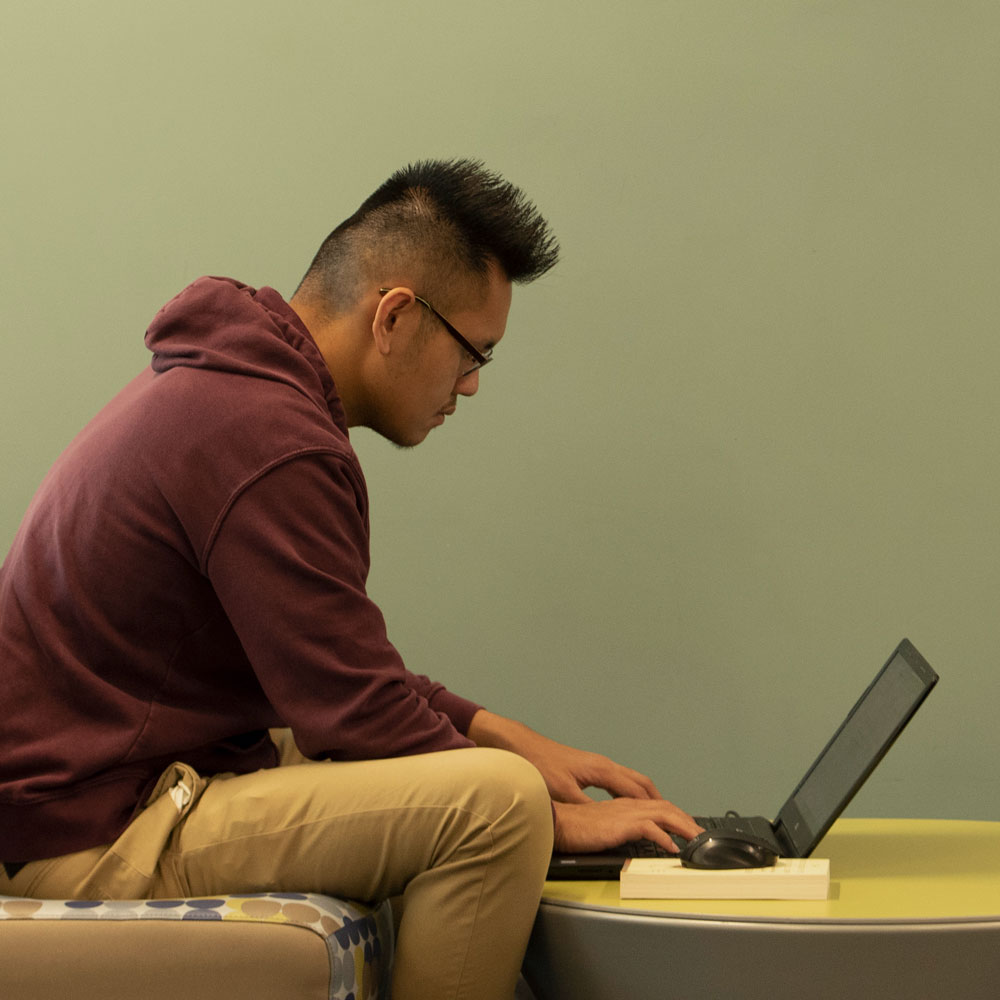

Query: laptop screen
<box><xmin>776</xmin><ymin>639</ymin><xmax>938</xmax><ymax>856</ymax></box>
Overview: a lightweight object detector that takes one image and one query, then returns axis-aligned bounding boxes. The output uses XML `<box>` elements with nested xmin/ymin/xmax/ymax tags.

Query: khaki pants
<box><xmin>1</xmin><ymin>733</ymin><xmax>553</xmax><ymax>1000</ymax></box>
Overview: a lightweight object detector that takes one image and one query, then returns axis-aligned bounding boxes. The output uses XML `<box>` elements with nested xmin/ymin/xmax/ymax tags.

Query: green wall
<box><xmin>3</xmin><ymin>1</ymin><xmax>997</xmax><ymax>820</ymax></box>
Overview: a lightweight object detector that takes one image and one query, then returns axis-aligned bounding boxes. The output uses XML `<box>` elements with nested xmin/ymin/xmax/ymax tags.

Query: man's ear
<box><xmin>372</xmin><ymin>287</ymin><xmax>417</xmax><ymax>358</ymax></box>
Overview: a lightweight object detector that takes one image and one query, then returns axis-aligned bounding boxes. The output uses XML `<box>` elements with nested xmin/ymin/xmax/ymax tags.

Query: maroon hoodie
<box><xmin>0</xmin><ymin>277</ymin><xmax>480</xmax><ymax>862</ymax></box>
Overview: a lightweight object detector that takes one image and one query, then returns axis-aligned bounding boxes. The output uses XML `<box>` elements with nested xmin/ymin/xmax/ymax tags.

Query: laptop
<box><xmin>548</xmin><ymin>637</ymin><xmax>938</xmax><ymax>879</ymax></box>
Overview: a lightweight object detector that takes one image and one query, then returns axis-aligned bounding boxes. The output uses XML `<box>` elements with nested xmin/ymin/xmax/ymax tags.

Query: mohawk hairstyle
<box><xmin>296</xmin><ymin>159</ymin><xmax>559</xmax><ymax>312</ymax></box>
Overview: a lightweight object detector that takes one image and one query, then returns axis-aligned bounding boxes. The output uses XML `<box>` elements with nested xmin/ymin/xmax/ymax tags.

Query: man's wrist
<box><xmin>467</xmin><ymin>709</ymin><xmax>532</xmax><ymax>751</ymax></box>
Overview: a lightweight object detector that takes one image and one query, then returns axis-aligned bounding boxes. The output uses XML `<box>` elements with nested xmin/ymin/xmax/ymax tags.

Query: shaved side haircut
<box><xmin>296</xmin><ymin>159</ymin><xmax>560</xmax><ymax>315</ymax></box>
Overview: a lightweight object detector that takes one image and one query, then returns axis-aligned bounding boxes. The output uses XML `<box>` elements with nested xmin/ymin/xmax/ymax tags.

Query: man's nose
<box><xmin>456</xmin><ymin>369</ymin><xmax>480</xmax><ymax>396</ymax></box>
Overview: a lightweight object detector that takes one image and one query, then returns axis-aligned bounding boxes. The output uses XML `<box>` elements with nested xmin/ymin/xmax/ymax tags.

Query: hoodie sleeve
<box><xmin>205</xmin><ymin>450</ymin><xmax>481</xmax><ymax>760</ymax></box>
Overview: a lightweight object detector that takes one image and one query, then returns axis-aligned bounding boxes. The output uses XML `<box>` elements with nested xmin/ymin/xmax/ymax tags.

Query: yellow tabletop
<box><xmin>542</xmin><ymin>818</ymin><xmax>1000</xmax><ymax>922</ymax></box>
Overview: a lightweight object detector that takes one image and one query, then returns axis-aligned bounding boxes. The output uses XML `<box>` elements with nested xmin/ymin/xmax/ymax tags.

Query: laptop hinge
<box><xmin>773</xmin><ymin>819</ymin><xmax>799</xmax><ymax>857</ymax></box>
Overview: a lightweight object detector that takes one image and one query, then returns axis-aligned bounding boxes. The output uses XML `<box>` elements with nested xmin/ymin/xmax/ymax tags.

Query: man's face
<box><xmin>373</xmin><ymin>265</ymin><xmax>512</xmax><ymax>448</ymax></box>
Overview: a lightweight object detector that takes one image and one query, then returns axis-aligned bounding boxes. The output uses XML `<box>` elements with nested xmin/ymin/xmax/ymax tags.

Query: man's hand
<box><xmin>467</xmin><ymin>709</ymin><xmax>658</xmax><ymax>802</ymax></box>
<box><xmin>552</xmin><ymin>798</ymin><xmax>702</xmax><ymax>854</ymax></box>
<box><xmin>466</xmin><ymin>709</ymin><xmax>702</xmax><ymax>851</ymax></box>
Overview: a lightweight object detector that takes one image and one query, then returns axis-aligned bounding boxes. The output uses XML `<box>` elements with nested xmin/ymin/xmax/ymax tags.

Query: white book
<box><xmin>619</xmin><ymin>857</ymin><xmax>830</xmax><ymax>900</ymax></box>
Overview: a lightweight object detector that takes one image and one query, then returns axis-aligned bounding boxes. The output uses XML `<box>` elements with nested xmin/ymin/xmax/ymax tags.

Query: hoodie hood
<box><xmin>145</xmin><ymin>276</ymin><xmax>345</xmax><ymax>429</ymax></box>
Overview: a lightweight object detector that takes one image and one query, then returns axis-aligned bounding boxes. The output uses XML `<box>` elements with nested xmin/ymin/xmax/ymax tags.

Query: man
<box><xmin>0</xmin><ymin>160</ymin><xmax>698</xmax><ymax>998</ymax></box>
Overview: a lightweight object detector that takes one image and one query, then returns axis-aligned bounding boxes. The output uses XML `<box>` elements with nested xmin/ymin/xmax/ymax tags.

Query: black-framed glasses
<box><xmin>379</xmin><ymin>288</ymin><xmax>493</xmax><ymax>377</ymax></box>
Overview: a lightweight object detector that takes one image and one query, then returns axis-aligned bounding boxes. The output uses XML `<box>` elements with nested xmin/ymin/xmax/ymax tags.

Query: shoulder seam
<box><xmin>200</xmin><ymin>447</ymin><xmax>364</xmax><ymax>572</ymax></box>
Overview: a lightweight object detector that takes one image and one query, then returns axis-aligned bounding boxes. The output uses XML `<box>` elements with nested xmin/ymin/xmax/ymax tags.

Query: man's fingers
<box><xmin>579</xmin><ymin>759</ymin><xmax>664</xmax><ymax>800</ymax></box>
<box><xmin>552</xmin><ymin>797</ymin><xmax>703</xmax><ymax>853</ymax></box>
<box><xmin>606</xmin><ymin>770</ymin><xmax>662</xmax><ymax>800</ymax></box>
<box><xmin>636</xmin><ymin>818</ymin><xmax>684</xmax><ymax>853</ymax></box>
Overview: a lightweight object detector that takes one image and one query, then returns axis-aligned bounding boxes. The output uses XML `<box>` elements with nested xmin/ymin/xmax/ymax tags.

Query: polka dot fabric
<box><xmin>0</xmin><ymin>891</ymin><xmax>393</xmax><ymax>1000</ymax></box>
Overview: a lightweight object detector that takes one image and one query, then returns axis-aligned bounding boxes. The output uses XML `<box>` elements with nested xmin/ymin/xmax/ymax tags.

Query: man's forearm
<box><xmin>466</xmin><ymin>708</ymin><xmax>536</xmax><ymax>752</ymax></box>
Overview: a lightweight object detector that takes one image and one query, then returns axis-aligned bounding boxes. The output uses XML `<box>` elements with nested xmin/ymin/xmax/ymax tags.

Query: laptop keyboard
<box><xmin>698</xmin><ymin>812</ymin><xmax>774</xmax><ymax>837</ymax></box>
<box><xmin>620</xmin><ymin>839</ymin><xmax>676</xmax><ymax>858</ymax></box>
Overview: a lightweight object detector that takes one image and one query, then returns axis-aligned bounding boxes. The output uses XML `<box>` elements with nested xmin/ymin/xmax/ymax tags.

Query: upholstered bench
<box><xmin>0</xmin><ymin>891</ymin><xmax>394</xmax><ymax>1000</ymax></box>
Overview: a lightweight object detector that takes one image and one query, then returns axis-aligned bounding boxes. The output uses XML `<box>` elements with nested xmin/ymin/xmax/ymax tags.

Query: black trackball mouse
<box><xmin>679</xmin><ymin>829</ymin><xmax>779</xmax><ymax>869</ymax></box>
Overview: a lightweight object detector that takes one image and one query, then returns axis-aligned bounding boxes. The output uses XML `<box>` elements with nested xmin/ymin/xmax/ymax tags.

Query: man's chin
<box><xmin>366</xmin><ymin>414</ymin><xmax>441</xmax><ymax>450</ymax></box>
<box><xmin>381</xmin><ymin>426</ymin><xmax>433</xmax><ymax>450</ymax></box>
